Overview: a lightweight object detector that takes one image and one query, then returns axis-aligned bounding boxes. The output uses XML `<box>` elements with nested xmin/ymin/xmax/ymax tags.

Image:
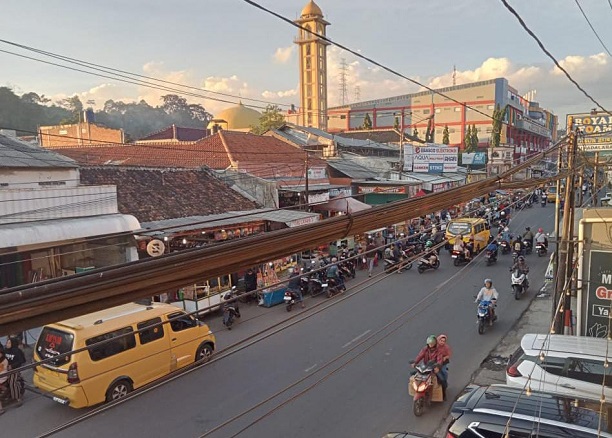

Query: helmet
<box><xmin>538</xmin><ymin>228</ymin><xmax>543</xmax><ymax>233</ymax></box>
<box><xmin>331</xmin><ymin>257</ymin><xmax>338</xmax><ymax>263</ymax></box>
<box><xmin>518</xmin><ymin>256</ymin><xmax>525</xmax><ymax>262</ymax></box>
<box><xmin>526</xmin><ymin>227</ymin><xmax>531</xmax><ymax>231</ymax></box>
<box><xmin>426</xmin><ymin>335</ymin><xmax>437</xmax><ymax>347</ymax></box>
<box><xmin>425</xmin><ymin>240</ymin><xmax>433</xmax><ymax>248</ymax></box>
<box><xmin>484</xmin><ymin>278</ymin><xmax>493</xmax><ymax>286</ymax></box>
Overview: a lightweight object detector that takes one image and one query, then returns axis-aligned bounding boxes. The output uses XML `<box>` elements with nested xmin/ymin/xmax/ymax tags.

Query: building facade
<box><xmin>294</xmin><ymin>0</ymin><xmax>329</xmax><ymax>130</ymax></box>
<box><xmin>39</xmin><ymin>121</ymin><xmax>125</xmax><ymax>148</ymax></box>
<box><xmin>328</xmin><ymin>78</ymin><xmax>558</xmax><ymax>154</ymax></box>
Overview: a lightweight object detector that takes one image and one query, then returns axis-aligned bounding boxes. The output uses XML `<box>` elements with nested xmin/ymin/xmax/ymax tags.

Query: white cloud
<box><xmin>261</xmin><ymin>88</ymin><xmax>298</xmax><ymax>99</ymax></box>
<box><xmin>273</xmin><ymin>46</ymin><xmax>295</xmax><ymax>64</ymax></box>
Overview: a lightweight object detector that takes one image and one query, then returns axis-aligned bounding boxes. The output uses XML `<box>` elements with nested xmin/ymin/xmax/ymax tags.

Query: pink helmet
<box><xmin>538</xmin><ymin>228</ymin><xmax>543</xmax><ymax>233</ymax></box>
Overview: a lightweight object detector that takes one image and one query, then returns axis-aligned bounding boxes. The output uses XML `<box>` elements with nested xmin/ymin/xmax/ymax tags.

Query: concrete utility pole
<box><xmin>593</xmin><ymin>151</ymin><xmax>600</xmax><ymax>206</ymax></box>
<box><xmin>553</xmin><ymin>119</ymin><xmax>578</xmax><ymax>334</ymax></box>
<box><xmin>399</xmin><ymin>109</ymin><xmax>405</xmax><ymax>171</ymax></box>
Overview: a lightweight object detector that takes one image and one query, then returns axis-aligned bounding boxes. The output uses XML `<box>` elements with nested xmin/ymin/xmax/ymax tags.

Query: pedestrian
<box><xmin>4</xmin><ymin>337</ymin><xmax>24</xmax><ymax>407</ymax></box>
<box><xmin>366</xmin><ymin>239</ymin><xmax>377</xmax><ymax>277</ymax></box>
<box><xmin>0</xmin><ymin>346</ymin><xmax>9</xmax><ymax>415</ymax></box>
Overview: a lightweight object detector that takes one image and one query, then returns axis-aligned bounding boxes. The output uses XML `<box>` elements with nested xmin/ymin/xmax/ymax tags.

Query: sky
<box><xmin>2</xmin><ymin>0</ymin><xmax>612</xmax><ymax>124</ymax></box>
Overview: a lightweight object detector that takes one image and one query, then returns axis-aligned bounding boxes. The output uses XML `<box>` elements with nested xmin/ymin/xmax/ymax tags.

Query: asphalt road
<box><xmin>4</xmin><ymin>203</ymin><xmax>555</xmax><ymax>438</ymax></box>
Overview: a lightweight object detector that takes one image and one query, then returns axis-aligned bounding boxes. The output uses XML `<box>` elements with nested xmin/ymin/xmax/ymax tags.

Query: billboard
<box><xmin>567</xmin><ymin>112</ymin><xmax>612</xmax><ymax>151</ymax></box>
<box><xmin>584</xmin><ymin>250</ymin><xmax>612</xmax><ymax>338</ymax></box>
<box><xmin>403</xmin><ymin>144</ymin><xmax>458</xmax><ymax>173</ymax></box>
<box><xmin>461</xmin><ymin>152</ymin><xmax>487</xmax><ymax>166</ymax></box>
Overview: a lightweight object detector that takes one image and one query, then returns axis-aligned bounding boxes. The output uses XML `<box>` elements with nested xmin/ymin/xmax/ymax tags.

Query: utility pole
<box><xmin>593</xmin><ymin>151</ymin><xmax>600</xmax><ymax>206</ymax></box>
<box><xmin>304</xmin><ymin>151</ymin><xmax>309</xmax><ymax>211</ymax></box>
<box><xmin>399</xmin><ymin>109</ymin><xmax>405</xmax><ymax>171</ymax></box>
<box><xmin>553</xmin><ymin>119</ymin><xmax>578</xmax><ymax>333</ymax></box>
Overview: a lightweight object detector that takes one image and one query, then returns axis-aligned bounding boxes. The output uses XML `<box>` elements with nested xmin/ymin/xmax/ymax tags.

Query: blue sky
<box><xmin>1</xmin><ymin>0</ymin><xmax>612</xmax><ymax>120</ymax></box>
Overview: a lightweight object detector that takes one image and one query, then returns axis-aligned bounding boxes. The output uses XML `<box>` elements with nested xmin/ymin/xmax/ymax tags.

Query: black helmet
<box><xmin>525</xmin><ymin>227</ymin><xmax>531</xmax><ymax>231</ymax></box>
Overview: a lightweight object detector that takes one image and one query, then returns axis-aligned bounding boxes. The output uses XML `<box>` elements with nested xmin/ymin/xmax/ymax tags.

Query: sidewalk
<box><xmin>434</xmin><ymin>284</ymin><xmax>553</xmax><ymax>437</ymax></box>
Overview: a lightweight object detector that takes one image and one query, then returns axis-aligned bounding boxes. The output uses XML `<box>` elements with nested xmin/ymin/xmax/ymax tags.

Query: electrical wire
<box><xmin>573</xmin><ymin>0</ymin><xmax>612</xmax><ymax>57</ymax></box>
<box><xmin>499</xmin><ymin>0</ymin><xmax>612</xmax><ymax>116</ymax></box>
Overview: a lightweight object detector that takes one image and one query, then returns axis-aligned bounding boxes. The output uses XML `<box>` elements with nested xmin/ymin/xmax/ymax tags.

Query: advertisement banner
<box><xmin>568</xmin><ymin>113</ymin><xmax>612</xmax><ymax>150</ymax></box>
<box><xmin>412</xmin><ymin>145</ymin><xmax>458</xmax><ymax>173</ymax></box>
<box><xmin>403</xmin><ymin>145</ymin><xmax>414</xmax><ymax>171</ymax></box>
<box><xmin>585</xmin><ymin>250</ymin><xmax>612</xmax><ymax>338</ymax></box>
<box><xmin>461</xmin><ymin>152</ymin><xmax>487</xmax><ymax>165</ymax></box>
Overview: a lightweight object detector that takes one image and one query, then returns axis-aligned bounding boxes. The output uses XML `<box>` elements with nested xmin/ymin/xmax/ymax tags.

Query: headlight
<box><xmin>412</xmin><ymin>381</ymin><xmax>419</xmax><ymax>391</ymax></box>
<box><xmin>417</xmin><ymin>383</ymin><xmax>428</xmax><ymax>392</ymax></box>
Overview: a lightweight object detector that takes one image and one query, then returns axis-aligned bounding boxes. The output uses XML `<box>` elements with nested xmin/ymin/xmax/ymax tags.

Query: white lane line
<box><xmin>304</xmin><ymin>363</ymin><xmax>318</xmax><ymax>373</ymax></box>
<box><xmin>342</xmin><ymin>329</ymin><xmax>371</xmax><ymax>349</ymax></box>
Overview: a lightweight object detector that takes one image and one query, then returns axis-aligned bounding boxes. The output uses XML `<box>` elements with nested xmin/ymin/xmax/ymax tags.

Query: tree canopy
<box><xmin>250</xmin><ymin>105</ymin><xmax>286</xmax><ymax>135</ymax></box>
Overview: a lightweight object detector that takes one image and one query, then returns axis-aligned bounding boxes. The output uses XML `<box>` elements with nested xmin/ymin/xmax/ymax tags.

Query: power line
<box><xmin>573</xmin><ymin>0</ymin><xmax>612</xmax><ymax>57</ymax></box>
<box><xmin>499</xmin><ymin>0</ymin><xmax>612</xmax><ymax>116</ymax></box>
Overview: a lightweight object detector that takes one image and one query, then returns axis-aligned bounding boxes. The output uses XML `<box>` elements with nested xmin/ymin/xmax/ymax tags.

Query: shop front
<box><xmin>354</xmin><ymin>182</ymin><xmax>419</xmax><ymax>205</ymax></box>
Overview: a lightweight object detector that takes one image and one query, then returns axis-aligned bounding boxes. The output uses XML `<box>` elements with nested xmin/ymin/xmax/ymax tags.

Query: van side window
<box><xmin>86</xmin><ymin>327</ymin><xmax>136</xmax><ymax>361</ymax></box>
<box><xmin>539</xmin><ymin>356</ymin><xmax>567</xmax><ymax>376</ymax></box>
<box><xmin>137</xmin><ymin>318</ymin><xmax>165</xmax><ymax>345</ymax></box>
<box><xmin>168</xmin><ymin>312</ymin><xmax>197</xmax><ymax>332</ymax></box>
<box><xmin>567</xmin><ymin>358</ymin><xmax>612</xmax><ymax>386</ymax></box>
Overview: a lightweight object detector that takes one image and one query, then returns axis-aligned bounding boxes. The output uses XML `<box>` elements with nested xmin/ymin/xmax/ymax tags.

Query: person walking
<box><xmin>366</xmin><ymin>239</ymin><xmax>377</xmax><ymax>277</ymax></box>
<box><xmin>4</xmin><ymin>337</ymin><xmax>24</xmax><ymax>408</ymax></box>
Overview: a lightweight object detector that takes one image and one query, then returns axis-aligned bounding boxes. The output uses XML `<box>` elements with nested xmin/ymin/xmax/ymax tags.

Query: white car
<box><xmin>600</xmin><ymin>193</ymin><xmax>611</xmax><ymax>206</ymax></box>
<box><xmin>506</xmin><ymin>333</ymin><xmax>612</xmax><ymax>401</ymax></box>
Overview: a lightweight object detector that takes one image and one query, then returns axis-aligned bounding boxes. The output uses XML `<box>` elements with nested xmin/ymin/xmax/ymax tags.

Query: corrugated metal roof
<box><xmin>0</xmin><ymin>134</ymin><xmax>77</xmax><ymax>168</ymax></box>
<box><xmin>326</xmin><ymin>159</ymin><xmax>380</xmax><ymax>179</ymax></box>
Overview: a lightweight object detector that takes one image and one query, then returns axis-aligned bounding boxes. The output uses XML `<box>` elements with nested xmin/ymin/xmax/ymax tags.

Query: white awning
<box><xmin>0</xmin><ymin>214</ymin><xmax>141</xmax><ymax>250</ymax></box>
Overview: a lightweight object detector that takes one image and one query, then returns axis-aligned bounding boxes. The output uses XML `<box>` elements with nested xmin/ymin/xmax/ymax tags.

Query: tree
<box><xmin>363</xmin><ymin>113</ymin><xmax>373</xmax><ymax>130</ymax></box>
<box><xmin>464</xmin><ymin>125</ymin><xmax>472</xmax><ymax>150</ymax></box>
<box><xmin>471</xmin><ymin>124</ymin><xmax>479</xmax><ymax>150</ymax></box>
<box><xmin>413</xmin><ymin>126</ymin><xmax>419</xmax><ymax>139</ymax></box>
<box><xmin>250</xmin><ymin>104</ymin><xmax>285</xmax><ymax>135</ymax></box>
<box><xmin>442</xmin><ymin>125</ymin><xmax>450</xmax><ymax>145</ymax></box>
<box><xmin>161</xmin><ymin>94</ymin><xmax>188</xmax><ymax>114</ymax></box>
<box><xmin>425</xmin><ymin>116</ymin><xmax>434</xmax><ymax>143</ymax></box>
<box><xmin>57</xmin><ymin>96</ymin><xmax>84</xmax><ymax>124</ymax></box>
<box><xmin>393</xmin><ymin>116</ymin><xmax>400</xmax><ymax>131</ymax></box>
<box><xmin>491</xmin><ymin>104</ymin><xmax>508</xmax><ymax>148</ymax></box>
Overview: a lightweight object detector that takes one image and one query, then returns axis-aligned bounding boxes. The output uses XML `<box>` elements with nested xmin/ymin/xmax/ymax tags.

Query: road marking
<box><xmin>342</xmin><ymin>329</ymin><xmax>371</xmax><ymax>348</ymax></box>
<box><xmin>435</xmin><ymin>277</ymin><xmax>453</xmax><ymax>290</ymax></box>
<box><xmin>304</xmin><ymin>363</ymin><xmax>317</xmax><ymax>373</ymax></box>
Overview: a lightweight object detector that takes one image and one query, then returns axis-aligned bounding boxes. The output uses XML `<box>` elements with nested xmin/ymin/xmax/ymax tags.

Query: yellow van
<box><xmin>33</xmin><ymin>302</ymin><xmax>215</xmax><ymax>408</ymax></box>
<box><xmin>445</xmin><ymin>217</ymin><xmax>491</xmax><ymax>253</ymax></box>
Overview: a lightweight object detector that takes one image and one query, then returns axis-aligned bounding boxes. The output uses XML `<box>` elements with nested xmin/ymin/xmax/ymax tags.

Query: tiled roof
<box><xmin>137</xmin><ymin>125</ymin><xmax>209</xmax><ymax>142</ymax></box>
<box><xmin>0</xmin><ymin>134</ymin><xmax>78</xmax><ymax>168</ymax></box>
<box><xmin>78</xmin><ymin>167</ymin><xmax>259</xmax><ymax>222</ymax></box>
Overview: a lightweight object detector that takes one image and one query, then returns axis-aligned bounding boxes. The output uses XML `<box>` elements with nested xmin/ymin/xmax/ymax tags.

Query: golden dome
<box><xmin>301</xmin><ymin>0</ymin><xmax>323</xmax><ymax>17</ymax></box>
<box><xmin>209</xmin><ymin>103</ymin><xmax>262</xmax><ymax>132</ymax></box>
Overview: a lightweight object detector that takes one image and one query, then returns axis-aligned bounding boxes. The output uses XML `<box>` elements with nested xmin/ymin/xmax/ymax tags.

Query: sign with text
<box><xmin>568</xmin><ymin>113</ymin><xmax>612</xmax><ymax>150</ymax></box>
<box><xmin>585</xmin><ymin>250</ymin><xmax>612</xmax><ymax>338</ymax></box>
<box><xmin>404</xmin><ymin>144</ymin><xmax>458</xmax><ymax>173</ymax></box>
<box><xmin>462</xmin><ymin>152</ymin><xmax>487</xmax><ymax>166</ymax></box>
<box><xmin>357</xmin><ymin>186</ymin><xmax>406</xmax><ymax>194</ymax></box>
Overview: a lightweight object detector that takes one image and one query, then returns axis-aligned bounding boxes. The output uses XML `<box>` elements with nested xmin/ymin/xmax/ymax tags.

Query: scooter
<box><xmin>511</xmin><ymin>268</ymin><xmax>528</xmax><ymax>300</ymax></box>
<box><xmin>283</xmin><ymin>289</ymin><xmax>302</xmax><ymax>312</ymax></box>
<box><xmin>222</xmin><ymin>289</ymin><xmax>241</xmax><ymax>329</ymax></box>
<box><xmin>417</xmin><ymin>255</ymin><xmax>440</xmax><ymax>274</ymax></box>
<box><xmin>541</xmin><ymin>197</ymin><xmax>547</xmax><ymax>207</ymax></box>
<box><xmin>384</xmin><ymin>251</ymin><xmax>412</xmax><ymax>273</ymax></box>
<box><xmin>476</xmin><ymin>300</ymin><xmax>495</xmax><ymax>334</ymax></box>
<box><xmin>408</xmin><ymin>361</ymin><xmax>444</xmax><ymax>416</ymax></box>
<box><xmin>522</xmin><ymin>240</ymin><xmax>532</xmax><ymax>255</ymax></box>
<box><xmin>325</xmin><ymin>276</ymin><xmax>346</xmax><ymax>298</ymax></box>
<box><xmin>451</xmin><ymin>249</ymin><xmax>470</xmax><ymax>266</ymax></box>
<box><xmin>535</xmin><ymin>241</ymin><xmax>548</xmax><ymax>257</ymax></box>
<box><xmin>499</xmin><ymin>240</ymin><xmax>511</xmax><ymax>255</ymax></box>
<box><xmin>485</xmin><ymin>248</ymin><xmax>498</xmax><ymax>266</ymax></box>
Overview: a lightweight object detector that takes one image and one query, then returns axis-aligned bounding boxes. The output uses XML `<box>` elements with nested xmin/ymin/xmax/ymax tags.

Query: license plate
<box><xmin>322</xmin><ymin>283</ymin><xmax>328</xmax><ymax>287</ymax></box>
<box><xmin>452</xmin><ymin>255</ymin><xmax>458</xmax><ymax>258</ymax></box>
<box><xmin>53</xmin><ymin>396</ymin><xmax>69</xmax><ymax>405</ymax></box>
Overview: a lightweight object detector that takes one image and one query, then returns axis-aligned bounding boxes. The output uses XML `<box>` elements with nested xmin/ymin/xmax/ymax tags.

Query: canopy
<box><xmin>414</xmin><ymin>189</ymin><xmax>427</xmax><ymax>198</ymax></box>
<box><xmin>314</xmin><ymin>197</ymin><xmax>372</xmax><ymax>213</ymax></box>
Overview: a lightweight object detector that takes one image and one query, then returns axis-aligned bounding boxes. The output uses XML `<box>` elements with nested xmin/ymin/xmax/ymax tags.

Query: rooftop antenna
<box><xmin>353</xmin><ymin>85</ymin><xmax>361</xmax><ymax>102</ymax></box>
<box><xmin>452</xmin><ymin>65</ymin><xmax>457</xmax><ymax>86</ymax></box>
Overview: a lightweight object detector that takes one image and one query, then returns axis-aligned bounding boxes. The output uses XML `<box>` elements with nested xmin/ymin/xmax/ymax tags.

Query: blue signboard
<box><xmin>428</xmin><ymin>163</ymin><xmax>444</xmax><ymax>173</ymax></box>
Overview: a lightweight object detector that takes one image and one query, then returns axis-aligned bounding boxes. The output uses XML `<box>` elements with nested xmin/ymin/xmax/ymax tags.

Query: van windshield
<box><xmin>36</xmin><ymin>327</ymin><xmax>74</xmax><ymax>366</ymax></box>
<box><xmin>447</xmin><ymin>222</ymin><xmax>472</xmax><ymax>236</ymax></box>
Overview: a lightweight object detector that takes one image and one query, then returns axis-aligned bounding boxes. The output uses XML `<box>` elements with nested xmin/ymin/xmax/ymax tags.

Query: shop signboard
<box><xmin>307</xmin><ymin>167</ymin><xmax>327</xmax><ymax>179</ymax></box>
<box><xmin>404</xmin><ymin>145</ymin><xmax>458</xmax><ymax>173</ymax></box>
<box><xmin>461</xmin><ymin>152</ymin><xmax>487</xmax><ymax>165</ymax></box>
<box><xmin>568</xmin><ymin>113</ymin><xmax>612</xmax><ymax>151</ymax></box>
<box><xmin>308</xmin><ymin>192</ymin><xmax>329</xmax><ymax>204</ymax></box>
<box><xmin>146</xmin><ymin>239</ymin><xmax>166</xmax><ymax>257</ymax></box>
<box><xmin>584</xmin><ymin>250</ymin><xmax>612</xmax><ymax>338</ymax></box>
<box><xmin>357</xmin><ymin>186</ymin><xmax>406</xmax><ymax>194</ymax></box>
<box><xmin>287</xmin><ymin>216</ymin><xmax>319</xmax><ymax>227</ymax></box>
<box><xmin>329</xmin><ymin>187</ymin><xmax>352</xmax><ymax>198</ymax></box>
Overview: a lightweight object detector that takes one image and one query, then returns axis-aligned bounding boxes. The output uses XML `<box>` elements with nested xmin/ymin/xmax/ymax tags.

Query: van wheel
<box><xmin>196</xmin><ymin>343</ymin><xmax>214</xmax><ymax>363</ymax></box>
<box><xmin>106</xmin><ymin>379</ymin><xmax>132</xmax><ymax>403</ymax></box>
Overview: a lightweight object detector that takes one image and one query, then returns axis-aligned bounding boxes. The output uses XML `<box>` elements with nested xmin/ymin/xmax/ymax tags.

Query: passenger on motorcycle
<box><xmin>486</xmin><ymin>240</ymin><xmax>499</xmax><ymax>255</ymax></box>
<box><xmin>512</xmin><ymin>235</ymin><xmax>524</xmax><ymax>255</ymax></box>
<box><xmin>510</xmin><ymin>256</ymin><xmax>530</xmax><ymax>288</ymax></box>
<box><xmin>326</xmin><ymin>257</ymin><xmax>344</xmax><ymax>288</ymax></box>
<box><xmin>475</xmin><ymin>279</ymin><xmax>499</xmax><ymax>325</ymax></box>
<box><xmin>412</xmin><ymin>335</ymin><xmax>447</xmax><ymax>399</ymax></box>
<box><xmin>501</xmin><ymin>226</ymin><xmax>511</xmax><ymax>243</ymax></box>
<box><xmin>423</xmin><ymin>240</ymin><xmax>439</xmax><ymax>266</ymax></box>
<box><xmin>522</xmin><ymin>227</ymin><xmax>534</xmax><ymax>249</ymax></box>
<box><xmin>535</xmin><ymin>228</ymin><xmax>548</xmax><ymax>249</ymax></box>
<box><xmin>437</xmin><ymin>334</ymin><xmax>452</xmax><ymax>397</ymax></box>
<box><xmin>0</xmin><ymin>348</ymin><xmax>9</xmax><ymax>414</ymax></box>
<box><xmin>453</xmin><ymin>235</ymin><xmax>471</xmax><ymax>260</ymax></box>
<box><xmin>287</xmin><ymin>267</ymin><xmax>305</xmax><ymax>308</ymax></box>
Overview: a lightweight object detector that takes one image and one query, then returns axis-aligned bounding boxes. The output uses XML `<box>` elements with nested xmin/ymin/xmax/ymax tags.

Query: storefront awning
<box><xmin>314</xmin><ymin>197</ymin><xmax>372</xmax><ymax>214</ymax></box>
<box><xmin>0</xmin><ymin>214</ymin><xmax>141</xmax><ymax>251</ymax></box>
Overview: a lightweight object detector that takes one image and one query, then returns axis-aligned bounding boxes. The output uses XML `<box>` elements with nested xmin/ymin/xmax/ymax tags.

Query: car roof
<box><xmin>46</xmin><ymin>302</ymin><xmax>187</xmax><ymax>337</ymax></box>
<box><xmin>448</xmin><ymin>217</ymin><xmax>485</xmax><ymax>224</ymax></box>
<box><xmin>459</xmin><ymin>385</ymin><xmax>612</xmax><ymax>436</ymax></box>
<box><xmin>520</xmin><ymin>333</ymin><xmax>611</xmax><ymax>358</ymax></box>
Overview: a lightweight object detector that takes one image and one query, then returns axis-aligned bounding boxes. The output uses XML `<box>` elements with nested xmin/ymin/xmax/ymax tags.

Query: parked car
<box><xmin>506</xmin><ymin>333</ymin><xmax>612</xmax><ymax>401</ymax></box>
<box><xmin>447</xmin><ymin>384</ymin><xmax>612</xmax><ymax>437</ymax></box>
<box><xmin>600</xmin><ymin>192</ymin><xmax>611</xmax><ymax>206</ymax></box>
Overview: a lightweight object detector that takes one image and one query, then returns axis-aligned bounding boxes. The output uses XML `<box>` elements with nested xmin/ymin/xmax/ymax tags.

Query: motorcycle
<box><xmin>535</xmin><ymin>242</ymin><xmax>548</xmax><ymax>257</ymax></box>
<box><xmin>541</xmin><ymin>196</ymin><xmax>547</xmax><ymax>207</ymax></box>
<box><xmin>325</xmin><ymin>276</ymin><xmax>346</xmax><ymax>298</ymax></box>
<box><xmin>522</xmin><ymin>240</ymin><xmax>532</xmax><ymax>255</ymax></box>
<box><xmin>476</xmin><ymin>300</ymin><xmax>495</xmax><ymax>334</ymax></box>
<box><xmin>408</xmin><ymin>361</ymin><xmax>444</xmax><ymax>416</ymax></box>
<box><xmin>384</xmin><ymin>250</ymin><xmax>413</xmax><ymax>273</ymax></box>
<box><xmin>222</xmin><ymin>289</ymin><xmax>241</xmax><ymax>329</ymax></box>
<box><xmin>499</xmin><ymin>240</ymin><xmax>511</xmax><ymax>255</ymax></box>
<box><xmin>283</xmin><ymin>289</ymin><xmax>302</xmax><ymax>312</ymax></box>
<box><xmin>339</xmin><ymin>257</ymin><xmax>356</xmax><ymax>279</ymax></box>
<box><xmin>485</xmin><ymin>249</ymin><xmax>498</xmax><ymax>266</ymax></box>
<box><xmin>417</xmin><ymin>255</ymin><xmax>440</xmax><ymax>274</ymax></box>
<box><xmin>511</xmin><ymin>268</ymin><xmax>528</xmax><ymax>300</ymax></box>
<box><xmin>451</xmin><ymin>249</ymin><xmax>470</xmax><ymax>266</ymax></box>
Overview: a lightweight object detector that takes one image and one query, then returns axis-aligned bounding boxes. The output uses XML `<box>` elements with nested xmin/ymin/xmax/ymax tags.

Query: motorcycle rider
<box><xmin>326</xmin><ymin>257</ymin><xmax>345</xmax><ymax>288</ymax></box>
<box><xmin>510</xmin><ymin>255</ymin><xmax>530</xmax><ymax>289</ymax></box>
<box><xmin>3</xmin><ymin>337</ymin><xmax>24</xmax><ymax>408</ymax></box>
<box><xmin>222</xmin><ymin>288</ymin><xmax>240</xmax><ymax>329</ymax></box>
<box><xmin>287</xmin><ymin>267</ymin><xmax>305</xmax><ymax>308</ymax></box>
<box><xmin>422</xmin><ymin>240</ymin><xmax>439</xmax><ymax>267</ymax></box>
<box><xmin>512</xmin><ymin>235</ymin><xmax>524</xmax><ymax>256</ymax></box>
<box><xmin>522</xmin><ymin>227</ymin><xmax>534</xmax><ymax>251</ymax></box>
<box><xmin>475</xmin><ymin>279</ymin><xmax>499</xmax><ymax>325</ymax></box>
<box><xmin>453</xmin><ymin>234</ymin><xmax>471</xmax><ymax>261</ymax></box>
<box><xmin>485</xmin><ymin>239</ymin><xmax>499</xmax><ymax>260</ymax></box>
<box><xmin>412</xmin><ymin>335</ymin><xmax>447</xmax><ymax>400</ymax></box>
<box><xmin>535</xmin><ymin>227</ymin><xmax>548</xmax><ymax>250</ymax></box>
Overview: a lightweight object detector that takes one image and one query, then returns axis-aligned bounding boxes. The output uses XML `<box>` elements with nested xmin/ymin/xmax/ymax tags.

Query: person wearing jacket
<box><xmin>412</xmin><ymin>335</ymin><xmax>447</xmax><ymax>399</ymax></box>
<box><xmin>287</xmin><ymin>267</ymin><xmax>305</xmax><ymax>308</ymax></box>
<box><xmin>475</xmin><ymin>279</ymin><xmax>499</xmax><ymax>324</ymax></box>
<box><xmin>4</xmin><ymin>337</ymin><xmax>24</xmax><ymax>407</ymax></box>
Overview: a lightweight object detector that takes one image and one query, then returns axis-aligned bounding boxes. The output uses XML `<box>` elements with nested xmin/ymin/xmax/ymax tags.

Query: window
<box><xmin>168</xmin><ymin>312</ymin><xmax>197</xmax><ymax>332</ymax></box>
<box><xmin>36</xmin><ymin>327</ymin><xmax>75</xmax><ymax>366</ymax></box>
<box><xmin>488</xmin><ymin>105</ymin><xmax>495</xmax><ymax>110</ymax></box>
<box><xmin>423</xmin><ymin>109</ymin><xmax>430</xmax><ymax>115</ymax></box>
<box><xmin>138</xmin><ymin>318</ymin><xmax>165</xmax><ymax>345</ymax></box>
<box><xmin>567</xmin><ymin>358</ymin><xmax>612</xmax><ymax>386</ymax></box>
<box><xmin>59</xmin><ymin>130</ymin><xmax>68</xmax><ymax>135</ymax></box>
<box><xmin>86</xmin><ymin>327</ymin><xmax>136</xmax><ymax>361</ymax></box>
<box><xmin>454</xmin><ymin>107</ymin><xmax>461</xmax><ymax>112</ymax></box>
<box><xmin>435</xmin><ymin>108</ymin><xmax>441</xmax><ymax>114</ymax></box>
<box><xmin>538</xmin><ymin>355</ymin><xmax>567</xmax><ymax>376</ymax></box>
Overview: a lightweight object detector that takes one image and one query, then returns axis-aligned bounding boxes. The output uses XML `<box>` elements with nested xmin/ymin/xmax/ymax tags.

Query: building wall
<box><xmin>39</xmin><ymin>122</ymin><xmax>124</xmax><ymax>148</ymax></box>
<box><xmin>0</xmin><ymin>167</ymin><xmax>79</xmax><ymax>188</ymax></box>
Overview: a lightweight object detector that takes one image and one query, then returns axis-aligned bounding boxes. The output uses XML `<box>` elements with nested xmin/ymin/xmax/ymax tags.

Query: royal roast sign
<box><xmin>568</xmin><ymin>113</ymin><xmax>612</xmax><ymax>151</ymax></box>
